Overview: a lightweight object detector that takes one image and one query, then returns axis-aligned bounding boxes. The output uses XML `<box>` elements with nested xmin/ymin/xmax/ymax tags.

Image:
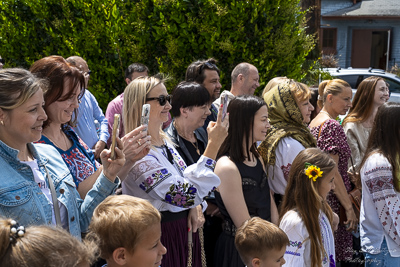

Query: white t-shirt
<box><xmin>23</xmin><ymin>159</ymin><xmax>68</xmax><ymax>228</ymax></box>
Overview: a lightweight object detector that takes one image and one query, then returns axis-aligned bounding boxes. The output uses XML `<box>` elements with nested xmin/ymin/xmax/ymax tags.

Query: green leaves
<box><xmin>0</xmin><ymin>0</ymin><xmax>315</xmax><ymax>108</ymax></box>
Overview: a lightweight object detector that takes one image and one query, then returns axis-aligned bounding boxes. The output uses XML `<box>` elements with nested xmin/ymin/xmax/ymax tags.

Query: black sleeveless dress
<box><xmin>213</xmin><ymin>158</ymin><xmax>271</xmax><ymax>267</ymax></box>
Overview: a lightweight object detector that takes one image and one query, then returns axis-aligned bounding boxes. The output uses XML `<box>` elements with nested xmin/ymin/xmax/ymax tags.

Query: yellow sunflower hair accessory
<box><xmin>304</xmin><ymin>162</ymin><xmax>323</xmax><ymax>182</ymax></box>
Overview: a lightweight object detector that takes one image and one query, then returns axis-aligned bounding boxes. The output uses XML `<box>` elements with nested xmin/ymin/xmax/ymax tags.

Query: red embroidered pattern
<box><xmin>281</xmin><ymin>163</ymin><xmax>292</xmax><ymax>181</ymax></box>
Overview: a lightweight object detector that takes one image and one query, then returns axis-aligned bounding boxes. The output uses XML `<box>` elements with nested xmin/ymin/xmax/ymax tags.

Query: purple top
<box><xmin>310</xmin><ymin>119</ymin><xmax>353</xmax><ymax>261</ymax></box>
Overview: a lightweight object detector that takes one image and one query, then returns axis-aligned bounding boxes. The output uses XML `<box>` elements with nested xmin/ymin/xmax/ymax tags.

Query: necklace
<box><xmin>173</xmin><ymin>121</ymin><xmax>200</xmax><ymax>154</ymax></box>
<box><xmin>43</xmin><ymin>130</ymin><xmax>69</xmax><ymax>150</ymax></box>
<box><xmin>320</xmin><ymin>110</ymin><xmax>335</xmax><ymax>120</ymax></box>
<box><xmin>191</xmin><ymin>140</ymin><xmax>200</xmax><ymax>155</ymax></box>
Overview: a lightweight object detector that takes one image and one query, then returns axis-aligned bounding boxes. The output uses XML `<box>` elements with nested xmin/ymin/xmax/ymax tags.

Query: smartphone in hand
<box><xmin>141</xmin><ymin>104</ymin><xmax>151</xmax><ymax>126</ymax></box>
<box><xmin>221</xmin><ymin>94</ymin><xmax>229</xmax><ymax>122</ymax></box>
<box><xmin>110</xmin><ymin>114</ymin><xmax>120</xmax><ymax>160</ymax></box>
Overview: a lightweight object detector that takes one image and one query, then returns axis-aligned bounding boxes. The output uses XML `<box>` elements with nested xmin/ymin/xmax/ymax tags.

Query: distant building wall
<box><xmin>321</xmin><ymin>19</ymin><xmax>400</xmax><ymax>69</ymax></box>
<box><xmin>321</xmin><ymin>0</ymin><xmax>353</xmax><ymax>14</ymax></box>
<box><xmin>321</xmin><ymin>0</ymin><xmax>400</xmax><ymax>70</ymax></box>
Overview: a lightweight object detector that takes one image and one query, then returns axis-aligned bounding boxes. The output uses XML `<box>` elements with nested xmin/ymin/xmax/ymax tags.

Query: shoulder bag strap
<box><xmin>44</xmin><ymin>165</ymin><xmax>62</xmax><ymax>226</ymax></box>
<box><xmin>317</xmin><ymin>120</ymin><xmax>328</xmax><ymax>140</ymax></box>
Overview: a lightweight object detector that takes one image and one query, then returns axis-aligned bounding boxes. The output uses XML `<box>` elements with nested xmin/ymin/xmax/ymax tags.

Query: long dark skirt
<box><xmin>214</xmin><ymin>231</ymin><xmax>244</xmax><ymax>267</ymax></box>
<box><xmin>161</xmin><ymin>212</ymin><xmax>202</xmax><ymax>267</ymax></box>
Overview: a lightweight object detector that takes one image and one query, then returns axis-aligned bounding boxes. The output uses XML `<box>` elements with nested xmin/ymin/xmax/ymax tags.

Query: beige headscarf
<box><xmin>258</xmin><ymin>80</ymin><xmax>317</xmax><ymax>168</ymax></box>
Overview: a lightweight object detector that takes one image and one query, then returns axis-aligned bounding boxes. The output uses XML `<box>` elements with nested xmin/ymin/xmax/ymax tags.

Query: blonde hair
<box><xmin>317</xmin><ymin>79</ymin><xmax>351</xmax><ymax>108</ymax></box>
<box><xmin>235</xmin><ymin>217</ymin><xmax>289</xmax><ymax>266</ymax></box>
<box><xmin>289</xmin><ymin>80</ymin><xmax>311</xmax><ymax>103</ymax></box>
<box><xmin>0</xmin><ymin>68</ymin><xmax>46</xmax><ymax>111</ymax></box>
<box><xmin>123</xmin><ymin>75</ymin><xmax>169</xmax><ymax>141</ymax></box>
<box><xmin>279</xmin><ymin>148</ymin><xmax>336</xmax><ymax>267</ymax></box>
<box><xmin>261</xmin><ymin>77</ymin><xmax>288</xmax><ymax>98</ymax></box>
<box><xmin>87</xmin><ymin>195</ymin><xmax>161</xmax><ymax>260</ymax></box>
<box><xmin>0</xmin><ymin>219</ymin><xmax>97</xmax><ymax>267</ymax></box>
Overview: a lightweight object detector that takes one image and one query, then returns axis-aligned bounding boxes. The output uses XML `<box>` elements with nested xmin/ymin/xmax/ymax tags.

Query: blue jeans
<box><xmin>364</xmin><ymin>239</ymin><xmax>400</xmax><ymax>267</ymax></box>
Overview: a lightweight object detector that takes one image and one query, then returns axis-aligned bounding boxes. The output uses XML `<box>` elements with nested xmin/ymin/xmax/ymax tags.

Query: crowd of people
<box><xmin>0</xmin><ymin>54</ymin><xmax>399</xmax><ymax>267</ymax></box>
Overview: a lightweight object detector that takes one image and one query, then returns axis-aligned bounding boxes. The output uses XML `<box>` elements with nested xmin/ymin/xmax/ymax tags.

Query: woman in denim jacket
<box><xmin>0</xmin><ymin>68</ymin><xmax>125</xmax><ymax>239</ymax></box>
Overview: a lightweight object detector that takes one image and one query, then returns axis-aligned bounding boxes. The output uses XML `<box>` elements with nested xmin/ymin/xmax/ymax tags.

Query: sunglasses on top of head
<box><xmin>199</xmin><ymin>61</ymin><xmax>218</xmax><ymax>74</ymax></box>
<box><xmin>146</xmin><ymin>95</ymin><xmax>172</xmax><ymax>106</ymax></box>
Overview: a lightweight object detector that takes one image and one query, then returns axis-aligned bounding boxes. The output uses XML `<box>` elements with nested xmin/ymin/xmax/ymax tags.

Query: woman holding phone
<box><xmin>122</xmin><ymin>76</ymin><xmax>228</xmax><ymax>267</ymax></box>
<box><xmin>31</xmin><ymin>56</ymin><xmax>150</xmax><ymax>199</ymax></box>
<box><xmin>0</xmin><ymin>68</ymin><xmax>124</xmax><ymax>238</ymax></box>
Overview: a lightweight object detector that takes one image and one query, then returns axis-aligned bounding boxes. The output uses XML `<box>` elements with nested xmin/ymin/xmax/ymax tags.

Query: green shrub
<box><xmin>0</xmin><ymin>0</ymin><xmax>315</xmax><ymax>110</ymax></box>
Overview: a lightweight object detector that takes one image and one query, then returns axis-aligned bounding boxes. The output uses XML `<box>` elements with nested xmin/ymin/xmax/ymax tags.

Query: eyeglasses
<box><xmin>146</xmin><ymin>95</ymin><xmax>172</xmax><ymax>106</ymax></box>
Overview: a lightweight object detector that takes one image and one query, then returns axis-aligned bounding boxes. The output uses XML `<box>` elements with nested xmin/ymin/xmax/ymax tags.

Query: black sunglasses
<box><xmin>199</xmin><ymin>61</ymin><xmax>218</xmax><ymax>74</ymax></box>
<box><xmin>146</xmin><ymin>95</ymin><xmax>172</xmax><ymax>106</ymax></box>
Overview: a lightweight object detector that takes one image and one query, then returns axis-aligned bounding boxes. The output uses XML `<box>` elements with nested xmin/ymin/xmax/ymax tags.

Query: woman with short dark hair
<box><xmin>166</xmin><ymin>81</ymin><xmax>211</xmax><ymax>165</ymax></box>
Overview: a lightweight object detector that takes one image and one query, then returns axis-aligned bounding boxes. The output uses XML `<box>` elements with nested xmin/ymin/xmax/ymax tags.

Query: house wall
<box><xmin>321</xmin><ymin>0</ymin><xmax>400</xmax><ymax>70</ymax></box>
<box><xmin>321</xmin><ymin>19</ymin><xmax>400</xmax><ymax>69</ymax></box>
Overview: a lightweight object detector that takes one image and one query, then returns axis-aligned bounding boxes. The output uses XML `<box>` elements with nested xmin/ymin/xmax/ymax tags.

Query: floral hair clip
<box><xmin>9</xmin><ymin>220</ymin><xmax>25</xmax><ymax>242</ymax></box>
<box><xmin>304</xmin><ymin>162</ymin><xmax>323</xmax><ymax>182</ymax></box>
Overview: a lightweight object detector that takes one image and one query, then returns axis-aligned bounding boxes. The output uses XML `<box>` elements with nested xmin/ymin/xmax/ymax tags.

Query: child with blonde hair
<box><xmin>235</xmin><ymin>217</ymin><xmax>289</xmax><ymax>267</ymax></box>
<box><xmin>87</xmin><ymin>195</ymin><xmax>167</xmax><ymax>267</ymax></box>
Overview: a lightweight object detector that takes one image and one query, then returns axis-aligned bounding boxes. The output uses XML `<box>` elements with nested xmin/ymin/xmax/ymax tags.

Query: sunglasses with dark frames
<box><xmin>199</xmin><ymin>61</ymin><xmax>218</xmax><ymax>74</ymax></box>
<box><xmin>146</xmin><ymin>95</ymin><xmax>172</xmax><ymax>106</ymax></box>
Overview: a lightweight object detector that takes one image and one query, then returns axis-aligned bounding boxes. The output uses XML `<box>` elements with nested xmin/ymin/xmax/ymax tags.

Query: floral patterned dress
<box><xmin>310</xmin><ymin>119</ymin><xmax>353</xmax><ymax>262</ymax></box>
<box><xmin>122</xmin><ymin>140</ymin><xmax>220</xmax><ymax>267</ymax></box>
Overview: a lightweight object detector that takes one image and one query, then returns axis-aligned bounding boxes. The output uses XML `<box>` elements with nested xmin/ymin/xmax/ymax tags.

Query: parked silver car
<box><xmin>324</xmin><ymin>67</ymin><xmax>400</xmax><ymax>103</ymax></box>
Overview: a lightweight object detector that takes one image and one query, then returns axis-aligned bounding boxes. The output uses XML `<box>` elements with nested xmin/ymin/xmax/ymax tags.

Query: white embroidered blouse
<box><xmin>122</xmin><ymin>141</ymin><xmax>220</xmax><ymax>212</ymax></box>
<box><xmin>360</xmin><ymin>152</ymin><xmax>400</xmax><ymax>256</ymax></box>
<box><xmin>280</xmin><ymin>210</ymin><xmax>335</xmax><ymax>267</ymax></box>
<box><xmin>266</xmin><ymin>137</ymin><xmax>305</xmax><ymax>195</ymax></box>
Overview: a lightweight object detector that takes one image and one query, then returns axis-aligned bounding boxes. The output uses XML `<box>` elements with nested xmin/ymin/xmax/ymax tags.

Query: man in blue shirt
<box><xmin>67</xmin><ymin>56</ymin><xmax>109</xmax><ymax>159</ymax></box>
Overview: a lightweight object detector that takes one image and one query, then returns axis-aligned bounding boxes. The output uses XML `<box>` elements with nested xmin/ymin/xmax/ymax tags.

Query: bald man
<box><xmin>213</xmin><ymin>62</ymin><xmax>260</xmax><ymax>109</ymax></box>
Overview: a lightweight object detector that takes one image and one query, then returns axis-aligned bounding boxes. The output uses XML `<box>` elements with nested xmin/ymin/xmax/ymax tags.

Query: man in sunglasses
<box><xmin>213</xmin><ymin>62</ymin><xmax>260</xmax><ymax>110</ymax></box>
<box><xmin>105</xmin><ymin>63</ymin><xmax>149</xmax><ymax>147</ymax></box>
<box><xmin>185</xmin><ymin>58</ymin><xmax>222</xmax><ymax>131</ymax></box>
<box><xmin>66</xmin><ymin>56</ymin><xmax>109</xmax><ymax>159</ymax></box>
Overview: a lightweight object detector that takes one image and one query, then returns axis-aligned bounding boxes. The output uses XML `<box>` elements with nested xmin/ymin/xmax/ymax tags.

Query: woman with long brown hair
<box><xmin>280</xmin><ymin>147</ymin><xmax>337</xmax><ymax>267</ymax></box>
<box><xmin>343</xmin><ymin>76</ymin><xmax>389</xmax><ymax>171</ymax></box>
<box><xmin>359</xmin><ymin>102</ymin><xmax>400</xmax><ymax>266</ymax></box>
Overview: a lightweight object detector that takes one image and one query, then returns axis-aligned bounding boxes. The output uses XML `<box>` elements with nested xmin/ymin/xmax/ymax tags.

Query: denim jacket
<box><xmin>0</xmin><ymin>141</ymin><xmax>118</xmax><ymax>239</ymax></box>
